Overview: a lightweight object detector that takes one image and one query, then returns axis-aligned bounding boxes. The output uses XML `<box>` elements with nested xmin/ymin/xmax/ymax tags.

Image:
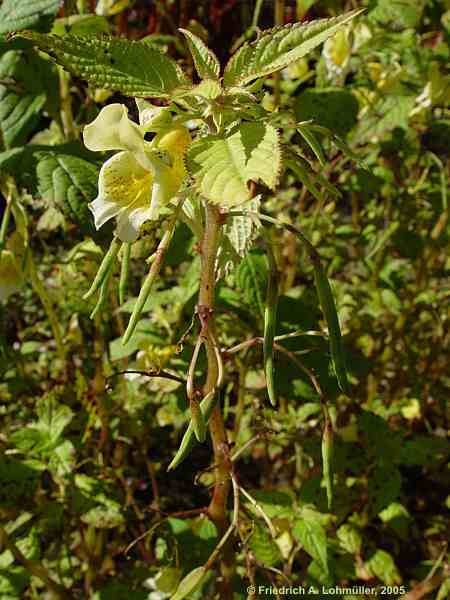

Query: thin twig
<box><xmin>239</xmin><ymin>487</ymin><xmax>277</xmax><ymax>539</ymax></box>
<box><xmin>274</xmin><ymin>342</ymin><xmax>323</xmax><ymax>398</ymax></box>
<box><xmin>223</xmin><ymin>330</ymin><xmax>323</xmax><ymax>355</ymax></box>
<box><xmin>231</xmin><ymin>433</ymin><xmax>266</xmax><ymax>463</ymax></box>
<box><xmin>187</xmin><ymin>335</ymin><xmax>203</xmax><ymax>401</ymax></box>
<box><xmin>106</xmin><ymin>369</ymin><xmax>185</xmax><ymax>386</ymax></box>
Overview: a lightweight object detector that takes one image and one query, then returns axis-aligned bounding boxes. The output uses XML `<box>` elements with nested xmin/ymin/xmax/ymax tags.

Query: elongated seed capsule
<box><xmin>263</xmin><ymin>245</ymin><xmax>279</xmax><ymax>406</ymax></box>
<box><xmin>119</xmin><ymin>242</ymin><xmax>131</xmax><ymax>305</ymax></box>
<box><xmin>190</xmin><ymin>397</ymin><xmax>206</xmax><ymax>443</ymax></box>
<box><xmin>226</xmin><ymin>211</ymin><xmax>350</xmax><ymax>394</ymax></box>
<box><xmin>83</xmin><ymin>237</ymin><xmax>121</xmax><ymax>301</ymax></box>
<box><xmin>90</xmin><ymin>263</ymin><xmax>113</xmax><ymax>319</ymax></box>
<box><xmin>167</xmin><ymin>389</ymin><xmax>217</xmax><ymax>471</ymax></box>
<box><xmin>322</xmin><ymin>410</ymin><xmax>334</xmax><ymax>510</ymax></box>
<box><xmin>122</xmin><ymin>226</ymin><xmax>175</xmax><ymax>345</ymax></box>
<box><xmin>313</xmin><ymin>258</ymin><xmax>349</xmax><ymax>394</ymax></box>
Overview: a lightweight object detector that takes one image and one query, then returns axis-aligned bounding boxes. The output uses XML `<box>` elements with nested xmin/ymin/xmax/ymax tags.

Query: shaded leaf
<box><xmin>293</xmin><ymin>517</ymin><xmax>328</xmax><ymax>574</ymax></box>
<box><xmin>248</xmin><ymin>523</ymin><xmax>282</xmax><ymax>566</ymax></box>
<box><xmin>294</xmin><ymin>88</ymin><xmax>359</xmax><ymax>137</ymax></box>
<box><xmin>0</xmin><ymin>0</ymin><xmax>61</xmax><ymax>35</ymax></box>
<box><xmin>0</xmin><ymin>48</ymin><xmax>58</xmax><ymax>148</ymax></box>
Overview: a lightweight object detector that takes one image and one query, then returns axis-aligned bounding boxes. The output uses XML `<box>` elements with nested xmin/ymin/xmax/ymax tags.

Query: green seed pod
<box><xmin>322</xmin><ymin>411</ymin><xmax>334</xmax><ymax>510</ymax></box>
<box><xmin>83</xmin><ymin>236</ymin><xmax>120</xmax><ymax>301</ymax></box>
<box><xmin>263</xmin><ymin>244</ymin><xmax>279</xmax><ymax>406</ymax></box>
<box><xmin>313</xmin><ymin>259</ymin><xmax>349</xmax><ymax>394</ymax></box>
<box><xmin>122</xmin><ymin>226</ymin><xmax>175</xmax><ymax>345</ymax></box>
<box><xmin>168</xmin><ymin>389</ymin><xmax>218</xmax><ymax>471</ymax></box>
<box><xmin>190</xmin><ymin>397</ymin><xmax>206</xmax><ymax>443</ymax></box>
<box><xmin>89</xmin><ymin>263</ymin><xmax>112</xmax><ymax>319</ymax></box>
<box><xmin>119</xmin><ymin>242</ymin><xmax>131</xmax><ymax>305</ymax></box>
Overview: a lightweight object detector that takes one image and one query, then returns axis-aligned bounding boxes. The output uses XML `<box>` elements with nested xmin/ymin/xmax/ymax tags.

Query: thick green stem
<box><xmin>198</xmin><ymin>204</ymin><xmax>233</xmax><ymax>592</ymax></box>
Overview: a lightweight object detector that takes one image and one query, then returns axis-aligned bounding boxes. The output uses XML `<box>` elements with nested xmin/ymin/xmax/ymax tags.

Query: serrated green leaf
<box><xmin>223</xmin><ymin>10</ymin><xmax>363</xmax><ymax>87</ymax></box>
<box><xmin>0</xmin><ymin>49</ymin><xmax>58</xmax><ymax>148</ymax></box>
<box><xmin>0</xmin><ymin>143</ymin><xmax>104</xmax><ymax>235</ymax></box>
<box><xmin>187</xmin><ymin>122</ymin><xmax>281</xmax><ymax>206</ymax></box>
<box><xmin>293</xmin><ymin>517</ymin><xmax>328</xmax><ymax>574</ymax></box>
<box><xmin>35</xmin><ymin>151</ymin><xmax>99</xmax><ymax>228</ymax></box>
<box><xmin>16</xmin><ymin>32</ymin><xmax>189</xmax><ymax>97</ymax></box>
<box><xmin>0</xmin><ymin>0</ymin><xmax>61</xmax><ymax>35</ymax></box>
<box><xmin>171</xmin><ymin>566</ymin><xmax>206</xmax><ymax>600</ymax></box>
<box><xmin>179</xmin><ymin>28</ymin><xmax>220</xmax><ymax>80</ymax></box>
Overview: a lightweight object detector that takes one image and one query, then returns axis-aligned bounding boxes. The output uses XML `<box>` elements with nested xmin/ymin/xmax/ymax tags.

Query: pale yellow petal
<box><xmin>89</xmin><ymin>151</ymin><xmax>154</xmax><ymax>239</ymax></box>
<box><xmin>116</xmin><ymin>205</ymin><xmax>155</xmax><ymax>242</ymax></box>
<box><xmin>83</xmin><ymin>104</ymin><xmax>149</xmax><ymax>169</ymax></box>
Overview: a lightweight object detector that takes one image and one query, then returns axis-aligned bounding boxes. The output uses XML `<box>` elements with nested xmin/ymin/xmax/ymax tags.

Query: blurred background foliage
<box><xmin>0</xmin><ymin>0</ymin><xmax>449</xmax><ymax>598</ymax></box>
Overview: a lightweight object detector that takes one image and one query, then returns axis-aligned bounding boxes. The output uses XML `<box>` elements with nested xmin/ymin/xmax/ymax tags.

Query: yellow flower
<box><xmin>83</xmin><ymin>103</ymin><xmax>190</xmax><ymax>242</ymax></box>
